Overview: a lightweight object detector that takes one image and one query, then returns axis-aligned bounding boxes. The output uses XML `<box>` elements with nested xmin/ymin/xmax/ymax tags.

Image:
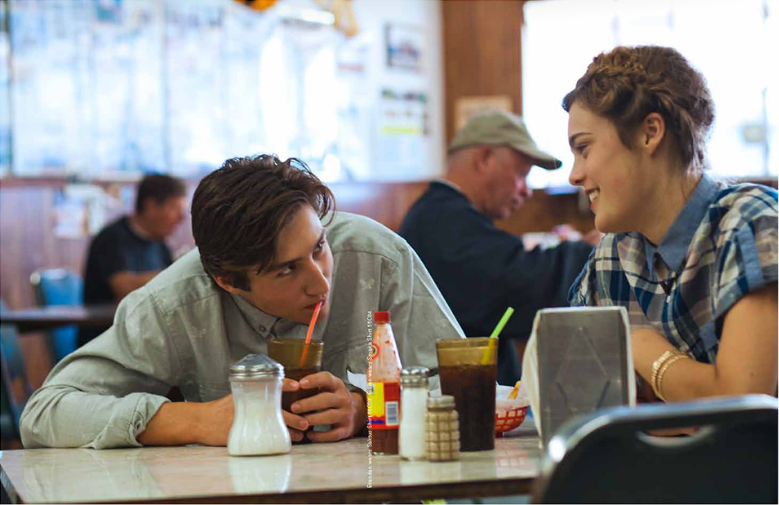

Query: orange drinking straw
<box><xmin>299</xmin><ymin>300</ymin><xmax>323</xmax><ymax>368</ymax></box>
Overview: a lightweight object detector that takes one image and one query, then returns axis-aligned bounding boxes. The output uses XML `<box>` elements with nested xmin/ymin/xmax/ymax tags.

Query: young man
<box><xmin>399</xmin><ymin>111</ymin><xmax>599</xmax><ymax>385</ymax></box>
<box><xmin>20</xmin><ymin>155</ymin><xmax>463</xmax><ymax>449</ymax></box>
<box><xmin>80</xmin><ymin>174</ymin><xmax>188</xmax><ymax>346</ymax></box>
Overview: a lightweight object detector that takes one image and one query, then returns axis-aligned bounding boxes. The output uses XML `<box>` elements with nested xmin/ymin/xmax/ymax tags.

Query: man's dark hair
<box><xmin>135</xmin><ymin>174</ymin><xmax>187</xmax><ymax>214</ymax></box>
<box><xmin>192</xmin><ymin>154</ymin><xmax>335</xmax><ymax>291</ymax></box>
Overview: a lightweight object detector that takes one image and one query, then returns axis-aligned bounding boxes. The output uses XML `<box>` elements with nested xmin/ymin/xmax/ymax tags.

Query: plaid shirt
<box><xmin>569</xmin><ymin>174</ymin><xmax>778</xmax><ymax>363</ymax></box>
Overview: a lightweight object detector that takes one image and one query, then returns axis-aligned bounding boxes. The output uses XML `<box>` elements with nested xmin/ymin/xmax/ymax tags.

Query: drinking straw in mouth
<box><xmin>299</xmin><ymin>300</ymin><xmax>323</xmax><ymax>368</ymax></box>
<box><xmin>481</xmin><ymin>307</ymin><xmax>515</xmax><ymax>364</ymax></box>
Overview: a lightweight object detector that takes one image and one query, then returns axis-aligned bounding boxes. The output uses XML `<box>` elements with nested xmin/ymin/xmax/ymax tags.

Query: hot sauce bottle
<box><xmin>368</xmin><ymin>310</ymin><xmax>402</xmax><ymax>455</ymax></box>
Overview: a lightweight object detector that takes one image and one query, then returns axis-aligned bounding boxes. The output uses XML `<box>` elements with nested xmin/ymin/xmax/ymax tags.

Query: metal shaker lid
<box><xmin>230</xmin><ymin>354</ymin><xmax>284</xmax><ymax>380</ymax></box>
<box><xmin>401</xmin><ymin>366</ymin><xmax>430</xmax><ymax>386</ymax></box>
<box><xmin>427</xmin><ymin>394</ymin><xmax>455</xmax><ymax>409</ymax></box>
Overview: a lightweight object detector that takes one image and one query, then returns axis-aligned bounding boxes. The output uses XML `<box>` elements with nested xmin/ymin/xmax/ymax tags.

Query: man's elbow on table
<box><xmin>18</xmin><ymin>388</ymin><xmax>72</xmax><ymax>449</ymax></box>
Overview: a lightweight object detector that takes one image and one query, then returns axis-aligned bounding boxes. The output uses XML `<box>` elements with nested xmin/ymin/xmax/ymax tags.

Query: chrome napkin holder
<box><xmin>534</xmin><ymin>306</ymin><xmax>635</xmax><ymax>448</ymax></box>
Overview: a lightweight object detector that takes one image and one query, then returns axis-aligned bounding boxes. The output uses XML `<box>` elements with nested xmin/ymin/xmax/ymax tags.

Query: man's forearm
<box><xmin>138</xmin><ymin>394</ymin><xmax>234</xmax><ymax>446</ymax></box>
<box><xmin>137</xmin><ymin>402</ymin><xmax>207</xmax><ymax>446</ymax></box>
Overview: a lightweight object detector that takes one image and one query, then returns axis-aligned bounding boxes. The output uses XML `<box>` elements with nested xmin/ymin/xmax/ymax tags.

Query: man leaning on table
<box><xmin>20</xmin><ymin>154</ymin><xmax>464</xmax><ymax>449</ymax></box>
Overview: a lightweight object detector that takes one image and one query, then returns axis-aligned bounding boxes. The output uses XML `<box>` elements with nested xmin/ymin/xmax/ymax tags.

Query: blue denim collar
<box><xmin>644</xmin><ymin>173</ymin><xmax>719</xmax><ymax>276</ymax></box>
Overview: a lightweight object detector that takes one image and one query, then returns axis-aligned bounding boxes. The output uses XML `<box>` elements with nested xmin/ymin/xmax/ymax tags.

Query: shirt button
<box><xmin>258</xmin><ymin>325</ymin><xmax>267</xmax><ymax>332</ymax></box>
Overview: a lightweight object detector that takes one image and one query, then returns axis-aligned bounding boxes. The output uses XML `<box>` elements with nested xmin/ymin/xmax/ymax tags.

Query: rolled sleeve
<box><xmin>20</xmin><ymin>289</ymin><xmax>183</xmax><ymax>449</ymax></box>
<box><xmin>714</xmin><ymin>213</ymin><xmax>778</xmax><ymax>320</ymax></box>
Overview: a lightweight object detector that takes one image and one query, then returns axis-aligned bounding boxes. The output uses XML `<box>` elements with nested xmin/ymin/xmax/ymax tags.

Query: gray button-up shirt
<box><xmin>20</xmin><ymin>212</ymin><xmax>464</xmax><ymax>449</ymax></box>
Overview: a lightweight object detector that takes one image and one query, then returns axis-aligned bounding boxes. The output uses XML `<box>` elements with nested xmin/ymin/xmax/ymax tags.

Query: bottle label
<box><xmin>368</xmin><ymin>381</ymin><xmax>400</xmax><ymax>430</ymax></box>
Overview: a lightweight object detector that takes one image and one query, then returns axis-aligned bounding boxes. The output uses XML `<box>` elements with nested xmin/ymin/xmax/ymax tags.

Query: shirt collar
<box><xmin>229</xmin><ymin>292</ymin><xmax>284</xmax><ymax>337</ymax></box>
<box><xmin>434</xmin><ymin>178</ymin><xmax>466</xmax><ymax>195</ymax></box>
<box><xmin>643</xmin><ymin>173</ymin><xmax>719</xmax><ymax>275</ymax></box>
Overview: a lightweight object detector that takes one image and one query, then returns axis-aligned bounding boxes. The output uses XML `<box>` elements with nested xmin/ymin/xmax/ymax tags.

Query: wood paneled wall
<box><xmin>0</xmin><ymin>178</ymin><xmax>588</xmax><ymax>310</ymax></box>
<box><xmin>442</xmin><ymin>0</ymin><xmax>524</xmax><ymax>142</ymax></box>
<box><xmin>0</xmin><ymin>181</ymin><xmax>195</xmax><ymax>310</ymax></box>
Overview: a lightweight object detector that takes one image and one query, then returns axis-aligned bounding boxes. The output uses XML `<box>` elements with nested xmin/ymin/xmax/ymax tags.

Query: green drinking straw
<box><xmin>489</xmin><ymin>307</ymin><xmax>515</xmax><ymax>339</ymax></box>
<box><xmin>481</xmin><ymin>307</ymin><xmax>515</xmax><ymax>364</ymax></box>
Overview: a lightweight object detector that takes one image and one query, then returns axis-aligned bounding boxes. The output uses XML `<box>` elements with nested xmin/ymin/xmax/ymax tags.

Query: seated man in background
<box><xmin>20</xmin><ymin>154</ymin><xmax>463</xmax><ymax>449</ymax></box>
<box><xmin>79</xmin><ymin>174</ymin><xmax>187</xmax><ymax>347</ymax></box>
<box><xmin>399</xmin><ymin>111</ymin><xmax>599</xmax><ymax>385</ymax></box>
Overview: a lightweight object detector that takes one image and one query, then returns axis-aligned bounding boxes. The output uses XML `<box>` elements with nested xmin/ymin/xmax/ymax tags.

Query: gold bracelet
<box><xmin>655</xmin><ymin>354</ymin><xmax>688</xmax><ymax>402</ymax></box>
<box><xmin>650</xmin><ymin>350</ymin><xmax>678</xmax><ymax>396</ymax></box>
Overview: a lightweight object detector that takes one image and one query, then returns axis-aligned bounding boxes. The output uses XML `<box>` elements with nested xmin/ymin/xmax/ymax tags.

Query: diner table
<box><xmin>0</xmin><ymin>421</ymin><xmax>541</xmax><ymax>503</ymax></box>
<box><xmin>0</xmin><ymin>304</ymin><xmax>116</xmax><ymax>334</ymax></box>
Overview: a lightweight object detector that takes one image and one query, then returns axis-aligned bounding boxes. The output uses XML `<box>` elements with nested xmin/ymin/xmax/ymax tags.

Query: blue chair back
<box><xmin>532</xmin><ymin>395</ymin><xmax>778</xmax><ymax>503</ymax></box>
<box><xmin>30</xmin><ymin>269</ymin><xmax>83</xmax><ymax>361</ymax></box>
<box><xmin>1</xmin><ymin>323</ymin><xmax>33</xmax><ymax>440</ymax></box>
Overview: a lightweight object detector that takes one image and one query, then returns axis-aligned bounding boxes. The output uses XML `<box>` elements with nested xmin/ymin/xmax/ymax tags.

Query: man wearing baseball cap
<box><xmin>399</xmin><ymin>110</ymin><xmax>598</xmax><ymax>385</ymax></box>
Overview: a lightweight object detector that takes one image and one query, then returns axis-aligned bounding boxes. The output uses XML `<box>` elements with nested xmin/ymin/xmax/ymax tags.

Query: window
<box><xmin>522</xmin><ymin>0</ymin><xmax>778</xmax><ymax>190</ymax></box>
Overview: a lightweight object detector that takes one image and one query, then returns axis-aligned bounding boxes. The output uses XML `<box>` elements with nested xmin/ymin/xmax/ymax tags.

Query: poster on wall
<box><xmin>376</xmin><ymin>89</ymin><xmax>428</xmax><ymax>179</ymax></box>
<box><xmin>385</xmin><ymin>23</ymin><xmax>423</xmax><ymax>72</ymax></box>
<box><xmin>454</xmin><ymin>95</ymin><xmax>513</xmax><ymax>131</ymax></box>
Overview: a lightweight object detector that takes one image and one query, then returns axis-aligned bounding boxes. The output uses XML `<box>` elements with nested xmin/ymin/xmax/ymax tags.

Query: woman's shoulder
<box><xmin>713</xmin><ymin>183</ymin><xmax>777</xmax><ymax>219</ymax></box>
<box><xmin>709</xmin><ymin>183</ymin><xmax>777</xmax><ymax>239</ymax></box>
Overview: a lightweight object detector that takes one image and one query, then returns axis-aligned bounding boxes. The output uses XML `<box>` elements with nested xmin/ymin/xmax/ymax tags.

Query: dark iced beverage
<box><xmin>282</xmin><ymin>366</ymin><xmax>321</xmax><ymax>412</ymax></box>
<box><xmin>436</xmin><ymin>337</ymin><xmax>498</xmax><ymax>452</ymax></box>
<box><xmin>439</xmin><ymin>363</ymin><xmax>497</xmax><ymax>451</ymax></box>
<box><xmin>268</xmin><ymin>338</ymin><xmax>324</xmax><ymax>444</ymax></box>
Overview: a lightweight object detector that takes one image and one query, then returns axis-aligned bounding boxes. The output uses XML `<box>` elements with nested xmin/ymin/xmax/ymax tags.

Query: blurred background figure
<box><xmin>399</xmin><ymin>111</ymin><xmax>600</xmax><ymax>385</ymax></box>
<box><xmin>79</xmin><ymin>174</ymin><xmax>187</xmax><ymax>347</ymax></box>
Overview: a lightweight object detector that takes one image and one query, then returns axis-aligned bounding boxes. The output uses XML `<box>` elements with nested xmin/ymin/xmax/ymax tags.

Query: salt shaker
<box><xmin>399</xmin><ymin>366</ymin><xmax>429</xmax><ymax>460</ymax></box>
<box><xmin>227</xmin><ymin>354</ymin><xmax>291</xmax><ymax>456</ymax></box>
<box><xmin>425</xmin><ymin>394</ymin><xmax>460</xmax><ymax>462</ymax></box>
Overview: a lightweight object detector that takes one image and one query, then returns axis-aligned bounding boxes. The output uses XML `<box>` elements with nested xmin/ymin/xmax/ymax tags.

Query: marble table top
<box><xmin>0</xmin><ymin>424</ymin><xmax>541</xmax><ymax>503</ymax></box>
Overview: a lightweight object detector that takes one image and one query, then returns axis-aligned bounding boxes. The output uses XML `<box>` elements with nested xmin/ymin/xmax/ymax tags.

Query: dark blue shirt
<box><xmin>81</xmin><ymin>216</ymin><xmax>172</xmax><ymax>345</ymax></box>
<box><xmin>399</xmin><ymin>182</ymin><xmax>593</xmax><ymax>384</ymax></box>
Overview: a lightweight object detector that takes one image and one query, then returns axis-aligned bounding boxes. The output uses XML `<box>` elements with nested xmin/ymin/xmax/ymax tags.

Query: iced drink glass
<box><xmin>436</xmin><ymin>337</ymin><xmax>497</xmax><ymax>451</ymax></box>
<box><xmin>267</xmin><ymin>338</ymin><xmax>324</xmax><ymax>413</ymax></box>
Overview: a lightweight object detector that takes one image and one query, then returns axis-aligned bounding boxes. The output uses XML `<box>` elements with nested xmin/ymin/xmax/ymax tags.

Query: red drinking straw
<box><xmin>299</xmin><ymin>300</ymin><xmax>323</xmax><ymax>368</ymax></box>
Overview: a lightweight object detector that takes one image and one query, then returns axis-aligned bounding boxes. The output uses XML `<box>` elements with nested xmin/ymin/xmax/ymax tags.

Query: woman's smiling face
<box><xmin>567</xmin><ymin>102</ymin><xmax>648</xmax><ymax>234</ymax></box>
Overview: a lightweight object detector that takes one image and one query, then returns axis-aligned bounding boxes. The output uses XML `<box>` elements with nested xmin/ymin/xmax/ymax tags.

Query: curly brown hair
<box><xmin>562</xmin><ymin>45</ymin><xmax>715</xmax><ymax>172</ymax></box>
<box><xmin>192</xmin><ymin>154</ymin><xmax>335</xmax><ymax>291</ymax></box>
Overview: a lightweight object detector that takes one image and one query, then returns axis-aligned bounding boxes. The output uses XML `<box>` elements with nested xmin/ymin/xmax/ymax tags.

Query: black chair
<box><xmin>532</xmin><ymin>395</ymin><xmax>778</xmax><ymax>503</ymax></box>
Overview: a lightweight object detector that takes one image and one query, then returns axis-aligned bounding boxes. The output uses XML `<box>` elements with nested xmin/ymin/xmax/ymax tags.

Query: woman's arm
<box><xmin>632</xmin><ymin>283</ymin><xmax>778</xmax><ymax>402</ymax></box>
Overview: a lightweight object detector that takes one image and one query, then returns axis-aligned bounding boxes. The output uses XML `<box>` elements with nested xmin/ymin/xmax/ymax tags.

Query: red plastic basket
<box><xmin>495</xmin><ymin>400</ymin><xmax>529</xmax><ymax>436</ymax></box>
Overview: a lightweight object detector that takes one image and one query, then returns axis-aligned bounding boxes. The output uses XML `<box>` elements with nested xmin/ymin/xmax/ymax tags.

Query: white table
<box><xmin>0</xmin><ymin>423</ymin><xmax>540</xmax><ymax>503</ymax></box>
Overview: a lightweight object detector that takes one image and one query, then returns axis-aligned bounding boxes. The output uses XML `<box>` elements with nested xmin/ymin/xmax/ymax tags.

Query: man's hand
<box><xmin>287</xmin><ymin>372</ymin><xmax>366</xmax><ymax>443</ymax></box>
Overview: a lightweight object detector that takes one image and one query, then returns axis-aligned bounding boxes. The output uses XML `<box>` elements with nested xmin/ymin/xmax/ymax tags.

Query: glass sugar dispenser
<box><xmin>426</xmin><ymin>394</ymin><xmax>460</xmax><ymax>462</ymax></box>
<box><xmin>227</xmin><ymin>354</ymin><xmax>291</xmax><ymax>456</ymax></box>
<box><xmin>399</xmin><ymin>366</ymin><xmax>429</xmax><ymax>461</ymax></box>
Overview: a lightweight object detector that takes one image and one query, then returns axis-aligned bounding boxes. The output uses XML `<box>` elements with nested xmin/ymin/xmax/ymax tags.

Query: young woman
<box><xmin>565</xmin><ymin>45</ymin><xmax>777</xmax><ymax>402</ymax></box>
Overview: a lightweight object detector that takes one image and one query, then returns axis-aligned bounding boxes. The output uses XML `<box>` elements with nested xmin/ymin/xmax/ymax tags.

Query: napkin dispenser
<box><xmin>527</xmin><ymin>306</ymin><xmax>636</xmax><ymax>448</ymax></box>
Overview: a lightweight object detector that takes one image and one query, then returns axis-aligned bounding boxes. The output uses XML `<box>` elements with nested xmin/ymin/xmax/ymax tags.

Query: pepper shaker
<box><xmin>425</xmin><ymin>394</ymin><xmax>460</xmax><ymax>461</ymax></box>
<box><xmin>399</xmin><ymin>366</ymin><xmax>429</xmax><ymax>460</ymax></box>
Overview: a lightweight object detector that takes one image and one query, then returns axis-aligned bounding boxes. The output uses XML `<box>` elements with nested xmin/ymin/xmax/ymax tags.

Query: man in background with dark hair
<box><xmin>79</xmin><ymin>174</ymin><xmax>188</xmax><ymax>347</ymax></box>
<box><xmin>21</xmin><ymin>155</ymin><xmax>463</xmax><ymax>449</ymax></box>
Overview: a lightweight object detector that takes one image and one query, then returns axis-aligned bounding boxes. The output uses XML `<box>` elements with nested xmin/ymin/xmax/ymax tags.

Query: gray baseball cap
<box><xmin>449</xmin><ymin>110</ymin><xmax>562</xmax><ymax>170</ymax></box>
